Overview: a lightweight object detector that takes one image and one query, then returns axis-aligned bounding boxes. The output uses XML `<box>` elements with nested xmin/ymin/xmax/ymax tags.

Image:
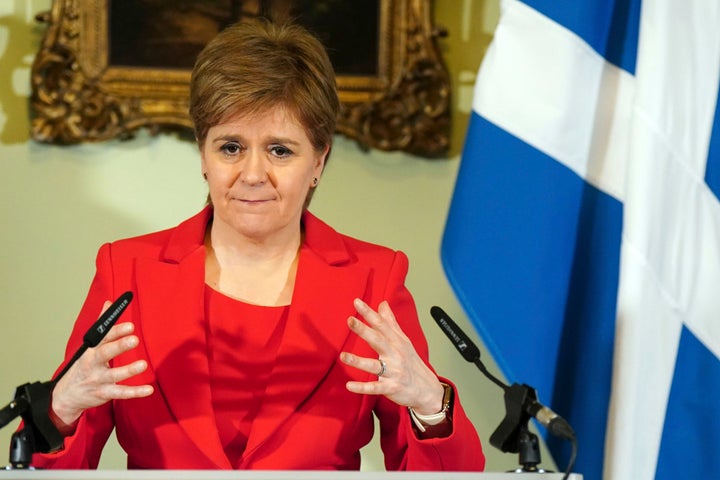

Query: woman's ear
<box><xmin>315</xmin><ymin>144</ymin><xmax>330</xmax><ymax>173</ymax></box>
<box><xmin>200</xmin><ymin>150</ymin><xmax>208</xmax><ymax>179</ymax></box>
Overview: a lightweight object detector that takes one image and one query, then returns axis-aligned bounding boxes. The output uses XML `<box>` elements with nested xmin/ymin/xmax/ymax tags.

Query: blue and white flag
<box><xmin>441</xmin><ymin>1</ymin><xmax>720</xmax><ymax>479</ymax></box>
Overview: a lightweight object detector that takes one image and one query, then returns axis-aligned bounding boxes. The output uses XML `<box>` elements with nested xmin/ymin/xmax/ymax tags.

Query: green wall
<box><xmin>0</xmin><ymin>0</ymin><xmax>554</xmax><ymax>472</ymax></box>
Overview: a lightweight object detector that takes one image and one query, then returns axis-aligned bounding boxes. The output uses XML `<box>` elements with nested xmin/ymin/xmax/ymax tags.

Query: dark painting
<box><xmin>108</xmin><ymin>0</ymin><xmax>380</xmax><ymax>75</ymax></box>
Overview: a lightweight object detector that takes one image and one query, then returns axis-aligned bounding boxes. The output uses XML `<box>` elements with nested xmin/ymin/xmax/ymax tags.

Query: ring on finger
<box><xmin>376</xmin><ymin>359</ymin><xmax>387</xmax><ymax>377</ymax></box>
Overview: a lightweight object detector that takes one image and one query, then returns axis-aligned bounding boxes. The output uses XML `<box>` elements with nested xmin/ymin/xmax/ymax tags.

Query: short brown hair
<box><xmin>189</xmin><ymin>19</ymin><xmax>339</xmax><ymax>155</ymax></box>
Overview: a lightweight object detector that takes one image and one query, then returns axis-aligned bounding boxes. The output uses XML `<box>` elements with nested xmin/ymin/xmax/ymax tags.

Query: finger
<box><xmin>353</xmin><ymin>298</ymin><xmax>389</xmax><ymax>331</ymax></box>
<box><xmin>99</xmin><ymin>300</ymin><xmax>111</xmax><ymax>315</ymax></box>
<box><xmin>346</xmin><ymin>315</ymin><xmax>376</xmax><ymax>339</ymax></box>
<box><xmin>346</xmin><ymin>316</ymin><xmax>385</xmax><ymax>353</ymax></box>
<box><xmin>345</xmin><ymin>380</ymin><xmax>383</xmax><ymax>396</ymax></box>
<box><xmin>106</xmin><ymin>359</ymin><xmax>149</xmax><ymax>384</ymax></box>
<box><xmin>340</xmin><ymin>352</ymin><xmax>386</xmax><ymax>376</ymax></box>
<box><xmin>94</xmin><ymin>334</ymin><xmax>140</xmax><ymax>364</ymax></box>
<box><xmin>100</xmin><ymin>383</ymin><xmax>154</xmax><ymax>401</ymax></box>
<box><xmin>377</xmin><ymin>301</ymin><xmax>403</xmax><ymax>334</ymax></box>
<box><xmin>101</xmin><ymin>322</ymin><xmax>135</xmax><ymax>344</ymax></box>
<box><xmin>355</xmin><ymin>299</ymin><xmax>404</xmax><ymax>340</ymax></box>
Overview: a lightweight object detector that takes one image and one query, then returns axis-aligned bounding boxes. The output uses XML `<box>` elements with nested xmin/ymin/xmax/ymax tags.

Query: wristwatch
<box><xmin>408</xmin><ymin>382</ymin><xmax>453</xmax><ymax>432</ymax></box>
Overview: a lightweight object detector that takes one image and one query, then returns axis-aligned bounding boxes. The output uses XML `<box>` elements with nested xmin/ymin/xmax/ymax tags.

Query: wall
<box><xmin>0</xmin><ymin>0</ymin><xmax>554</xmax><ymax>472</ymax></box>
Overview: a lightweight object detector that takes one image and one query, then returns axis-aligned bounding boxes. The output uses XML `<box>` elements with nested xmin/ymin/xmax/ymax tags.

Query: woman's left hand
<box><xmin>340</xmin><ymin>298</ymin><xmax>445</xmax><ymax>416</ymax></box>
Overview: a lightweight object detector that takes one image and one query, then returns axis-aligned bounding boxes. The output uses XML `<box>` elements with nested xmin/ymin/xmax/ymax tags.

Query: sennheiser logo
<box><xmin>439</xmin><ymin>318</ymin><xmax>463</xmax><ymax>345</ymax></box>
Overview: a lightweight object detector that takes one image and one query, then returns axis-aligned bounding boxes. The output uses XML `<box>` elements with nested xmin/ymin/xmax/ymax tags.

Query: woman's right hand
<box><xmin>50</xmin><ymin>301</ymin><xmax>154</xmax><ymax>434</ymax></box>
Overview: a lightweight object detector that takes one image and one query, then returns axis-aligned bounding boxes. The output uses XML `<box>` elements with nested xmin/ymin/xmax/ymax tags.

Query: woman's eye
<box><xmin>269</xmin><ymin>145</ymin><xmax>292</xmax><ymax>158</ymax></box>
<box><xmin>220</xmin><ymin>142</ymin><xmax>241</xmax><ymax>155</ymax></box>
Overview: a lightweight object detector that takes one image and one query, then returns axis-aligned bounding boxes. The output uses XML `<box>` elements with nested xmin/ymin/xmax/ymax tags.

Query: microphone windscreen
<box><xmin>83</xmin><ymin>291</ymin><xmax>133</xmax><ymax>347</ymax></box>
<box><xmin>430</xmin><ymin>306</ymin><xmax>481</xmax><ymax>362</ymax></box>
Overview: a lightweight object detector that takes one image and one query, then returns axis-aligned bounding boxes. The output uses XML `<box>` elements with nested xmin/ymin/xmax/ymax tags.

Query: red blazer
<box><xmin>34</xmin><ymin>207</ymin><xmax>485</xmax><ymax>470</ymax></box>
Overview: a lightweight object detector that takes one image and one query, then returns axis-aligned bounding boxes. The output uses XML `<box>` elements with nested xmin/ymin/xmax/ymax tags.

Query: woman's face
<box><xmin>201</xmin><ymin>105</ymin><xmax>327</xmax><ymax>242</ymax></box>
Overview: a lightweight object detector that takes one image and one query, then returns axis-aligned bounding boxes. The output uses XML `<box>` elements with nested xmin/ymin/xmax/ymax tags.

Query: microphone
<box><xmin>82</xmin><ymin>291</ymin><xmax>133</xmax><ymax>348</ymax></box>
<box><xmin>430</xmin><ymin>305</ymin><xmax>506</xmax><ymax>390</ymax></box>
<box><xmin>430</xmin><ymin>305</ymin><xmax>480</xmax><ymax>362</ymax></box>
<box><xmin>53</xmin><ymin>291</ymin><xmax>133</xmax><ymax>384</ymax></box>
<box><xmin>430</xmin><ymin>305</ymin><xmax>575</xmax><ymax>441</ymax></box>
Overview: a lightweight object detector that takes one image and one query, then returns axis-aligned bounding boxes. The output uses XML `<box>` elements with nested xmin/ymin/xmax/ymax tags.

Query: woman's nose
<box><xmin>239</xmin><ymin>149</ymin><xmax>268</xmax><ymax>185</ymax></box>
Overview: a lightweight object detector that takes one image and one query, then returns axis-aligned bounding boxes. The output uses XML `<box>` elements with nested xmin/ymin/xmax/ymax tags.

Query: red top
<box><xmin>205</xmin><ymin>285</ymin><xmax>290</xmax><ymax>467</ymax></box>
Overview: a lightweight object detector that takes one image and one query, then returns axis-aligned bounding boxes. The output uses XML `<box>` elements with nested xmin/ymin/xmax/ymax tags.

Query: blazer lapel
<box><xmin>137</xmin><ymin>209</ymin><xmax>231</xmax><ymax>469</ymax></box>
<box><xmin>242</xmin><ymin>212</ymin><xmax>370</xmax><ymax>461</ymax></box>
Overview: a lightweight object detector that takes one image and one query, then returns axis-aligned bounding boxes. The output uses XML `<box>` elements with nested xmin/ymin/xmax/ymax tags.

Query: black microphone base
<box><xmin>8</xmin><ymin>427</ymin><xmax>34</xmax><ymax>469</ymax></box>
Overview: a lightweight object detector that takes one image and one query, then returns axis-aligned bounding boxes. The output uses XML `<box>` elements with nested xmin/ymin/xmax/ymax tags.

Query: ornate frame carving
<box><xmin>31</xmin><ymin>0</ymin><xmax>450</xmax><ymax>157</ymax></box>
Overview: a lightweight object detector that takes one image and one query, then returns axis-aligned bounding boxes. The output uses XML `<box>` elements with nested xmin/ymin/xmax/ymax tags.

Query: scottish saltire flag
<box><xmin>440</xmin><ymin>0</ymin><xmax>720</xmax><ymax>479</ymax></box>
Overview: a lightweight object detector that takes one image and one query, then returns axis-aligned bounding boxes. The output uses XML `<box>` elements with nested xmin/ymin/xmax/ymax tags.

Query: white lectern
<box><xmin>0</xmin><ymin>471</ymin><xmax>582</xmax><ymax>480</ymax></box>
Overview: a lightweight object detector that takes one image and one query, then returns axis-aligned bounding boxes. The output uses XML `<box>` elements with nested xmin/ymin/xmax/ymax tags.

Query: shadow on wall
<box><xmin>0</xmin><ymin>7</ymin><xmax>47</xmax><ymax>144</ymax></box>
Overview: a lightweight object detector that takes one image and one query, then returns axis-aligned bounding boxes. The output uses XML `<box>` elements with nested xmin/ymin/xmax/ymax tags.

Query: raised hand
<box><xmin>50</xmin><ymin>301</ymin><xmax>154</xmax><ymax>433</ymax></box>
<box><xmin>340</xmin><ymin>298</ymin><xmax>444</xmax><ymax>416</ymax></box>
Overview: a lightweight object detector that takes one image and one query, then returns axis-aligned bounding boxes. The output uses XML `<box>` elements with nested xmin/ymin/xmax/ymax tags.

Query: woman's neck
<box><xmin>204</xmin><ymin>220</ymin><xmax>301</xmax><ymax>306</ymax></box>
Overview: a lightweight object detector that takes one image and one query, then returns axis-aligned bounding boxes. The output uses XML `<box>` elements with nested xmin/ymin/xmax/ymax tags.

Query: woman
<box><xmin>35</xmin><ymin>20</ymin><xmax>485</xmax><ymax>470</ymax></box>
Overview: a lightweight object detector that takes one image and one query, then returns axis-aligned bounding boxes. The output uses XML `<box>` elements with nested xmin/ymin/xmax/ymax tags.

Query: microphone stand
<box><xmin>431</xmin><ymin>306</ymin><xmax>576</xmax><ymax>476</ymax></box>
<box><xmin>0</xmin><ymin>381</ymin><xmax>63</xmax><ymax>469</ymax></box>
<box><xmin>0</xmin><ymin>339</ymin><xmax>97</xmax><ymax>468</ymax></box>
<box><xmin>469</xmin><ymin>357</ymin><xmax>546</xmax><ymax>472</ymax></box>
<box><xmin>1</xmin><ymin>336</ymin><xmax>97</xmax><ymax>467</ymax></box>
<box><xmin>0</xmin><ymin>291</ymin><xmax>133</xmax><ymax>469</ymax></box>
<box><xmin>490</xmin><ymin>382</ymin><xmax>548</xmax><ymax>472</ymax></box>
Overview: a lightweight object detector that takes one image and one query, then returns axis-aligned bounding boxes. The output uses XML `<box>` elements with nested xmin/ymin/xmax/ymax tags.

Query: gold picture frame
<box><xmin>30</xmin><ymin>0</ymin><xmax>451</xmax><ymax>157</ymax></box>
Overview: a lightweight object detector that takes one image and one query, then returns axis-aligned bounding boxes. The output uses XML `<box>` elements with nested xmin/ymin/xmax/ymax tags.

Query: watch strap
<box><xmin>408</xmin><ymin>382</ymin><xmax>453</xmax><ymax>433</ymax></box>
